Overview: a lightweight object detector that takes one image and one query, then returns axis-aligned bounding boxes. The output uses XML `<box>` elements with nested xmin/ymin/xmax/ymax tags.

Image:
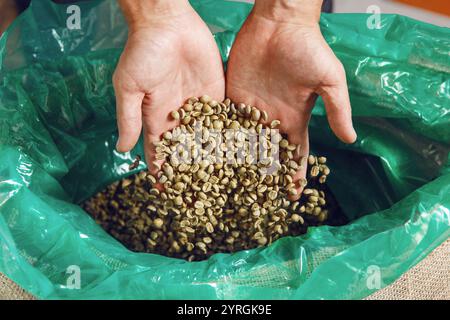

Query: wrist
<box><xmin>253</xmin><ymin>0</ymin><xmax>323</xmax><ymax>26</ymax></box>
<box><xmin>119</xmin><ymin>0</ymin><xmax>191</xmax><ymax>30</ymax></box>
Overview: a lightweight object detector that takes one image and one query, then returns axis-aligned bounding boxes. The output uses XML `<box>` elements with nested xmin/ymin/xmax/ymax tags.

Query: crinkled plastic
<box><xmin>0</xmin><ymin>0</ymin><xmax>449</xmax><ymax>299</ymax></box>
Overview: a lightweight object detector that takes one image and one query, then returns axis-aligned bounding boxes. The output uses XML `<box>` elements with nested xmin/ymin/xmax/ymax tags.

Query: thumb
<box><xmin>114</xmin><ymin>85</ymin><xmax>144</xmax><ymax>153</ymax></box>
<box><xmin>319</xmin><ymin>78</ymin><xmax>357</xmax><ymax>144</ymax></box>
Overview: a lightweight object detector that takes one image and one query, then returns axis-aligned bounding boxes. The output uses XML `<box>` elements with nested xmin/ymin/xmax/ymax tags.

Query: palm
<box><xmin>114</xmin><ymin>9</ymin><xmax>225</xmax><ymax>170</ymax></box>
<box><xmin>227</xmin><ymin>14</ymin><xmax>355</xmax><ymax>195</ymax></box>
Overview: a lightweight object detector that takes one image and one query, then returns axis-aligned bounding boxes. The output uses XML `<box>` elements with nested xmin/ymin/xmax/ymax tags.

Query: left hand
<box><xmin>113</xmin><ymin>1</ymin><xmax>225</xmax><ymax>174</ymax></box>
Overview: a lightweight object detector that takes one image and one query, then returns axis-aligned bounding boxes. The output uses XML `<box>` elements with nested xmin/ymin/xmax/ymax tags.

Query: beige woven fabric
<box><xmin>366</xmin><ymin>239</ymin><xmax>450</xmax><ymax>300</ymax></box>
<box><xmin>1</xmin><ymin>239</ymin><xmax>448</xmax><ymax>300</ymax></box>
<box><xmin>0</xmin><ymin>273</ymin><xmax>35</xmax><ymax>300</ymax></box>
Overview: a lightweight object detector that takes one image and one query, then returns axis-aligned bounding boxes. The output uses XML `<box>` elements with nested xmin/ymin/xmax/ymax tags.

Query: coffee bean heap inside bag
<box><xmin>83</xmin><ymin>96</ymin><xmax>335</xmax><ymax>261</ymax></box>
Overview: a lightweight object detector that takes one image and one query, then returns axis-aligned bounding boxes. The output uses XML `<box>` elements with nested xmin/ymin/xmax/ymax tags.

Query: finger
<box><xmin>143</xmin><ymin>126</ymin><xmax>167</xmax><ymax>192</ymax></box>
<box><xmin>143</xmin><ymin>128</ymin><xmax>164</xmax><ymax>176</ymax></box>
<box><xmin>278</xmin><ymin>106</ymin><xmax>311</xmax><ymax>201</ymax></box>
<box><xmin>141</xmin><ymin>97</ymin><xmax>180</xmax><ymax>173</ymax></box>
<box><xmin>319</xmin><ymin>81</ymin><xmax>357</xmax><ymax>144</ymax></box>
<box><xmin>114</xmin><ymin>87</ymin><xmax>144</xmax><ymax>153</ymax></box>
<box><xmin>284</xmin><ymin>124</ymin><xmax>310</xmax><ymax>201</ymax></box>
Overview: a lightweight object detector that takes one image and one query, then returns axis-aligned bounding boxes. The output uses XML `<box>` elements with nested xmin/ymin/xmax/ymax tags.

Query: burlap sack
<box><xmin>366</xmin><ymin>239</ymin><xmax>449</xmax><ymax>300</ymax></box>
<box><xmin>0</xmin><ymin>273</ymin><xmax>35</xmax><ymax>300</ymax></box>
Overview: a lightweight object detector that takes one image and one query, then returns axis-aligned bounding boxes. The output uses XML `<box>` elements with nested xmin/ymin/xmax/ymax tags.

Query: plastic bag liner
<box><xmin>0</xmin><ymin>0</ymin><xmax>449</xmax><ymax>299</ymax></box>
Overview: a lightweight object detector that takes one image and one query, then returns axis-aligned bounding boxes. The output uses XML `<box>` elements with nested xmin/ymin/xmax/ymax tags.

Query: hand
<box><xmin>227</xmin><ymin>0</ymin><xmax>357</xmax><ymax>198</ymax></box>
<box><xmin>114</xmin><ymin>0</ymin><xmax>225</xmax><ymax>174</ymax></box>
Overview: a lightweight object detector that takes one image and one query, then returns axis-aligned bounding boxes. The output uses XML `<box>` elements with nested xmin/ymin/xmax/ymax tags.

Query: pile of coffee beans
<box><xmin>83</xmin><ymin>97</ymin><xmax>336</xmax><ymax>261</ymax></box>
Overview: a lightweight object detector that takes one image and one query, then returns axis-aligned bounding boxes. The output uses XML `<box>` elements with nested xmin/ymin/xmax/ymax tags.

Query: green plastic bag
<box><xmin>0</xmin><ymin>0</ymin><xmax>449</xmax><ymax>299</ymax></box>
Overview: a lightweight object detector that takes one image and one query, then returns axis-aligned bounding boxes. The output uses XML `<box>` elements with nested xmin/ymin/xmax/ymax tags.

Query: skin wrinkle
<box><xmin>253</xmin><ymin>9</ymin><xmax>321</xmax><ymax>27</ymax></box>
<box><xmin>254</xmin><ymin>0</ymin><xmax>323</xmax><ymax>26</ymax></box>
<box><xmin>119</xmin><ymin>0</ymin><xmax>192</xmax><ymax>28</ymax></box>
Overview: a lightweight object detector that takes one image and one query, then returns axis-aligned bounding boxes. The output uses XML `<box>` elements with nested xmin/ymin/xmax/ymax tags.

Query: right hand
<box><xmin>227</xmin><ymin>1</ymin><xmax>356</xmax><ymax>198</ymax></box>
<box><xmin>113</xmin><ymin>1</ymin><xmax>225</xmax><ymax>174</ymax></box>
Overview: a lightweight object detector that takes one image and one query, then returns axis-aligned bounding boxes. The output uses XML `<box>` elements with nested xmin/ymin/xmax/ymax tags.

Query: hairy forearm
<box><xmin>118</xmin><ymin>0</ymin><xmax>191</xmax><ymax>29</ymax></box>
<box><xmin>253</xmin><ymin>0</ymin><xmax>323</xmax><ymax>25</ymax></box>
